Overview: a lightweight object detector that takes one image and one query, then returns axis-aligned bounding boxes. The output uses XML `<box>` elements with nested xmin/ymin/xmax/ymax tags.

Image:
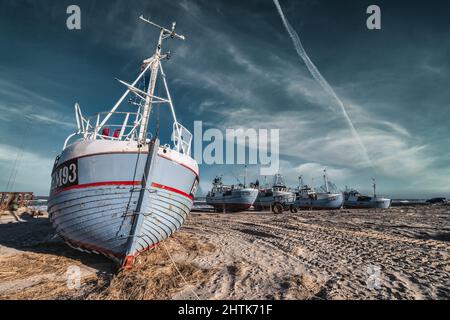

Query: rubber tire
<box><xmin>290</xmin><ymin>205</ymin><xmax>298</xmax><ymax>213</ymax></box>
<box><xmin>272</xmin><ymin>203</ymin><xmax>284</xmax><ymax>214</ymax></box>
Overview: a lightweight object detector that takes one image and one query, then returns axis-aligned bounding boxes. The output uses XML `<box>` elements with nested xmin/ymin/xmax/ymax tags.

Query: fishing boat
<box><xmin>47</xmin><ymin>16</ymin><xmax>199</xmax><ymax>268</ymax></box>
<box><xmin>343</xmin><ymin>179</ymin><xmax>391</xmax><ymax>209</ymax></box>
<box><xmin>294</xmin><ymin>169</ymin><xmax>343</xmax><ymax>210</ymax></box>
<box><xmin>206</xmin><ymin>176</ymin><xmax>258</xmax><ymax>213</ymax></box>
<box><xmin>254</xmin><ymin>174</ymin><xmax>295</xmax><ymax>211</ymax></box>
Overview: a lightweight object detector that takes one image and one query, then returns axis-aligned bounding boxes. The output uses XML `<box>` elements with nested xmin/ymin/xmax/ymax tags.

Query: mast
<box><xmin>138</xmin><ymin>30</ymin><xmax>162</xmax><ymax>143</ymax></box>
<box><xmin>299</xmin><ymin>175</ymin><xmax>303</xmax><ymax>189</ymax></box>
<box><xmin>137</xmin><ymin>16</ymin><xmax>185</xmax><ymax>144</ymax></box>
<box><xmin>323</xmin><ymin>169</ymin><xmax>329</xmax><ymax>193</ymax></box>
<box><xmin>273</xmin><ymin>174</ymin><xmax>285</xmax><ymax>187</ymax></box>
<box><xmin>244</xmin><ymin>165</ymin><xmax>247</xmax><ymax>188</ymax></box>
<box><xmin>372</xmin><ymin>178</ymin><xmax>377</xmax><ymax>198</ymax></box>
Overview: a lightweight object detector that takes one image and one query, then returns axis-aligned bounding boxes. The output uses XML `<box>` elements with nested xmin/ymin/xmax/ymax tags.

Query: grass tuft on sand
<box><xmin>85</xmin><ymin>234</ymin><xmax>216</xmax><ymax>300</ymax></box>
<box><xmin>0</xmin><ymin>229</ymin><xmax>216</xmax><ymax>300</ymax></box>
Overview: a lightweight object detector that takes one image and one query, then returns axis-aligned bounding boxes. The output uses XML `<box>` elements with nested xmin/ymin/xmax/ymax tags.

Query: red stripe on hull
<box><xmin>63</xmin><ymin>237</ymin><xmax>124</xmax><ymax>259</ymax></box>
<box><xmin>122</xmin><ymin>242</ymin><xmax>160</xmax><ymax>269</ymax></box>
<box><xmin>64</xmin><ymin>236</ymin><xmax>162</xmax><ymax>268</ymax></box>
<box><xmin>52</xmin><ymin>181</ymin><xmax>141</xmax><ymax>196</ymax></box>
<box><xmin>151</xmin><ymin>182</ymin><xmax>193</xmax><ymax>201</ymax></box>
<box><xmin>53</xmin><ymin>180</ymin><xmax>193</xmax><ymax>201</ymax></box>
<box><xmin>157</xmin><ymin>153</ymin><xmax>199</xmax><ymax>178</ymax></box>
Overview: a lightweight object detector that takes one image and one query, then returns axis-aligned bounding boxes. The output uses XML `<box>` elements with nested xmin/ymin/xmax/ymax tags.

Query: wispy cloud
<box><xmin>273</xmin><ymin>0</ymin><xmax>372</xmax><ymax>166</ymax></box>
<box><xmin>0</xmin><ymin>143</ymin><xmax>53</xmax><ymax>195</ymax></box>
<box><xmin>0</xmin><ymin>79</ymin><xmax>74</xmax><ymax>128</ymax></box>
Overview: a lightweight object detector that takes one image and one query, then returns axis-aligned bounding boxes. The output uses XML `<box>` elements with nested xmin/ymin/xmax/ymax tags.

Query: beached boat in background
<box><xmin>206</xmin><ymin>176</ymin><xmax>258</xmax><ymax>212</ymax></box>
<box><xmin>48</xmin><ymin>16</ymin><xmax>199</xmax><ymax>268</ymax></box>
<box><xmin>254</xmin><ymin>174</ymin><xmax>295</xmax><ymax>211</ymax></box>
<box><xmin>294</xmin><ymin>170</ymin><xmax>344</xmax><ymax>210</ymax></box>
<box><xmin>343</xmin><ymin>179</ymin><xmax>391</xmax><ymax>209</ymax></box>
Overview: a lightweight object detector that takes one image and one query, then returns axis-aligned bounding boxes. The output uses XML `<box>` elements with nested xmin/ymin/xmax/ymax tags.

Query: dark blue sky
<box><xmin>0</xmin><ymin>0</ymin><xmax>449</xmax><ymax>198</ymax></box>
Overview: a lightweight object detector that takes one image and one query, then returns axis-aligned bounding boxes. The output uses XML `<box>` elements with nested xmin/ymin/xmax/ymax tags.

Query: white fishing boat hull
<box><xmin>254</xmin><ymin>190</ymin><xmax>295</xmax><ymax>210</ymax></box>
<box><xmin>295</xmin><ymin>193</ymin><xmax>344</xmax><ymax>210</ymax></box>
<box><xmin>48</xmin><ymin>139</ymin><xmax>199</xmax><ymax>267</ymax></box>
<box><xmin>344</xmin><ymin>197</ymin><xmax>391</xmax><ymax>209</ymax></box>
<box><xmin>206</xmin><ymin>188</ymin><xmax>258</xmax><ymax>212</ymax></box>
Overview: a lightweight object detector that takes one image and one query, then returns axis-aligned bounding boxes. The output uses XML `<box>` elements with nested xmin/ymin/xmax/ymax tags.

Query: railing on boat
<box><xmin>64</xmin><ymin>104</ymin><xmax>192</xmax><ymax>156</ymax></box>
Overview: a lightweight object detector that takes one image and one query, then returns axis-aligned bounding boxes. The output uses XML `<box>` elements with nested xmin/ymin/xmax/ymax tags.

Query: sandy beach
<box><xmin>0</xmin><ymin>206</ymin><xmax>448</xmax><ymax>300</ymax></box>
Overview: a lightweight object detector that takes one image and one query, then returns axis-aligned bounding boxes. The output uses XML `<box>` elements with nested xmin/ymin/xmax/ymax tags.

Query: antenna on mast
<box><xmin>139</xmin><ymin>15</ymin><xmax>185</xmax><ymax>41</ymax></box>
